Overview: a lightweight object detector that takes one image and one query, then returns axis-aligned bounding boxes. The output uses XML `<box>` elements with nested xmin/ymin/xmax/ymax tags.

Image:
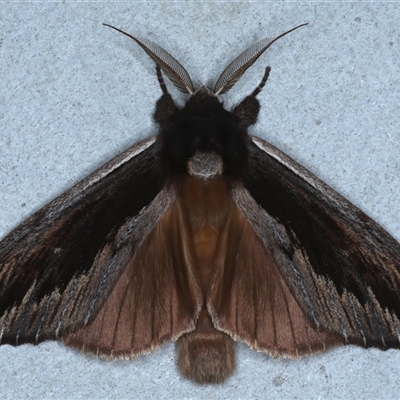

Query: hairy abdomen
<box><xmin>176</xmin><ymin>176</ymin><xmax>236</xmax><ymax>384</ymax></box>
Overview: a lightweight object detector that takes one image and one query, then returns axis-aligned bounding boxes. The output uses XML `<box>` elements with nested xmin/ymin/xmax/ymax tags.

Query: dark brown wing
<box><xmin>0</xmin><ymin>137</ymin><xmax>201</xmax><ymax>354</ymax></box>
<box><xmin>219</xmin><ymin>136</ymin><xmax>400</xmax><ymax>351</ymax></box>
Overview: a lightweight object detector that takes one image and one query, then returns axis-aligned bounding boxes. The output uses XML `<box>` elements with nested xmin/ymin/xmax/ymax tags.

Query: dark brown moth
<box><xmin>1</xmin><ymin>23</ymin><xmax>400</xmax><ymax>385</ymax></box>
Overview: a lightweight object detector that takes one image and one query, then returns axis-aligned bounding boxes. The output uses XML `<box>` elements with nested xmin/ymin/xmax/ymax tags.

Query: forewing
<box><xmin>0</xmin><ymin>137</ymin><xmax>181</xmax><ymax>345</ymax></box>
<box><xmin>231</xmin><ymin>136</ymin><xmax>400</xmax><ymax>350</ymax></box>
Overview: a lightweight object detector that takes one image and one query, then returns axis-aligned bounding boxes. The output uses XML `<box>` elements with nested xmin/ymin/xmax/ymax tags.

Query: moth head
<box><xmin>103</xmin><ymin>24</ymin><xmax>307</xmax><ymax>176</ymax></box>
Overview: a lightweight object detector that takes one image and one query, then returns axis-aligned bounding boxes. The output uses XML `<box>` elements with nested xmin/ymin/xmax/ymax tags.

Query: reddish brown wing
<box><xmin>0</xmin><ymin>139</ymin><xmax>202</xmax><ymax>356</ymax></box>
<box><xmin>207</xmin><ymin>194</ymin><xmax>342</xmax><ymax>357</ymax></box>
<box><xmin>0</xmin><ymin>139</ymin><xmax>163</xmax><ymax>345</ymax></box>
<box><xmin>65</xmin><ymin>190</ymin><xmax>203</xmax><ymax>359</ymax></box>
<box><xmin>216</xmin><ymin>136</ymin><xmax>400</xmax><ymax>353</ymax></box>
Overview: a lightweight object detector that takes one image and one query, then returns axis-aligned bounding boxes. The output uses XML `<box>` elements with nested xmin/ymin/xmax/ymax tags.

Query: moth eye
<box><xmin>187</xmin><ymin>151</ymin><xmax>223</xmax><ymax>179</ymax></box>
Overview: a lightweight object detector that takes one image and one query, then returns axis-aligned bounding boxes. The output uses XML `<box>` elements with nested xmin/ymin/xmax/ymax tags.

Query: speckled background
<box><xmin>1</xmin><ymin>3</ymin><xmax>400</xmax><ymax>399</ymax></box>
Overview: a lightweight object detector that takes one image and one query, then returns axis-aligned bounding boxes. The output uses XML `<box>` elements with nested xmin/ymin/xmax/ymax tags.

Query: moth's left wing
<box><xmin>209</xmin><ymin>135</ymin><xmax>400</xmax><ymax>356</ymax></box>
<box><xmin>0</xmin><ymin>137</ymin><xmax>201</xmax><ymax>355</ymax></box>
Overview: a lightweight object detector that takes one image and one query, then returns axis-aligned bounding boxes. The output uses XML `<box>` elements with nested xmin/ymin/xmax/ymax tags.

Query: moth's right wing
<box><xmin>0</xmin><ymin>137</ymin><xmax>202</xmax><ymax>358</ymax></box>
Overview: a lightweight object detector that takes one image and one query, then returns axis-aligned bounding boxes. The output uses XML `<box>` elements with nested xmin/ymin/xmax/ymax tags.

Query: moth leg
<box><xmin>156</xmin><ymin>65</ymin><xmax>169</xmax><ymax>95</ymax></box>
<box><xmin>233</xmin><ymin>67</ymin><xmax>271</xmax><ymax>127</ymax></box>
<box><xmin>251</xmin><ymin>66</ymin><xmax>271</xmax><ymax>98</ymax></box>
<box><xmin>154</xmin><ymin>66</ymin><xmax>178</xmax><ymax>124</ymax></box>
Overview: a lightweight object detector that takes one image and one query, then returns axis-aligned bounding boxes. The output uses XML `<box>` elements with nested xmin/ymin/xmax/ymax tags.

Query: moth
<box><xmin>1</xmin><ymin>23</ymin><xmax>400</xmax><ymax>385</ymax></box>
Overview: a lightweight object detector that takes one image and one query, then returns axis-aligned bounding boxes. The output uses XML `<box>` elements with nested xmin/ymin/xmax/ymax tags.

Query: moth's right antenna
<box><xmin>213</xmin><ymin>23</ymin><xmax>308</xmax><ymax>96</ymax></box>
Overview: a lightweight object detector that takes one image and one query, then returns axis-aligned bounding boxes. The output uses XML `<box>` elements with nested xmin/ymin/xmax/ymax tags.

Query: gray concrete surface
<box><xmin>1</xmin><ymin>3</ymin><xmax>400</xmax><ymax>399</ymax></box>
